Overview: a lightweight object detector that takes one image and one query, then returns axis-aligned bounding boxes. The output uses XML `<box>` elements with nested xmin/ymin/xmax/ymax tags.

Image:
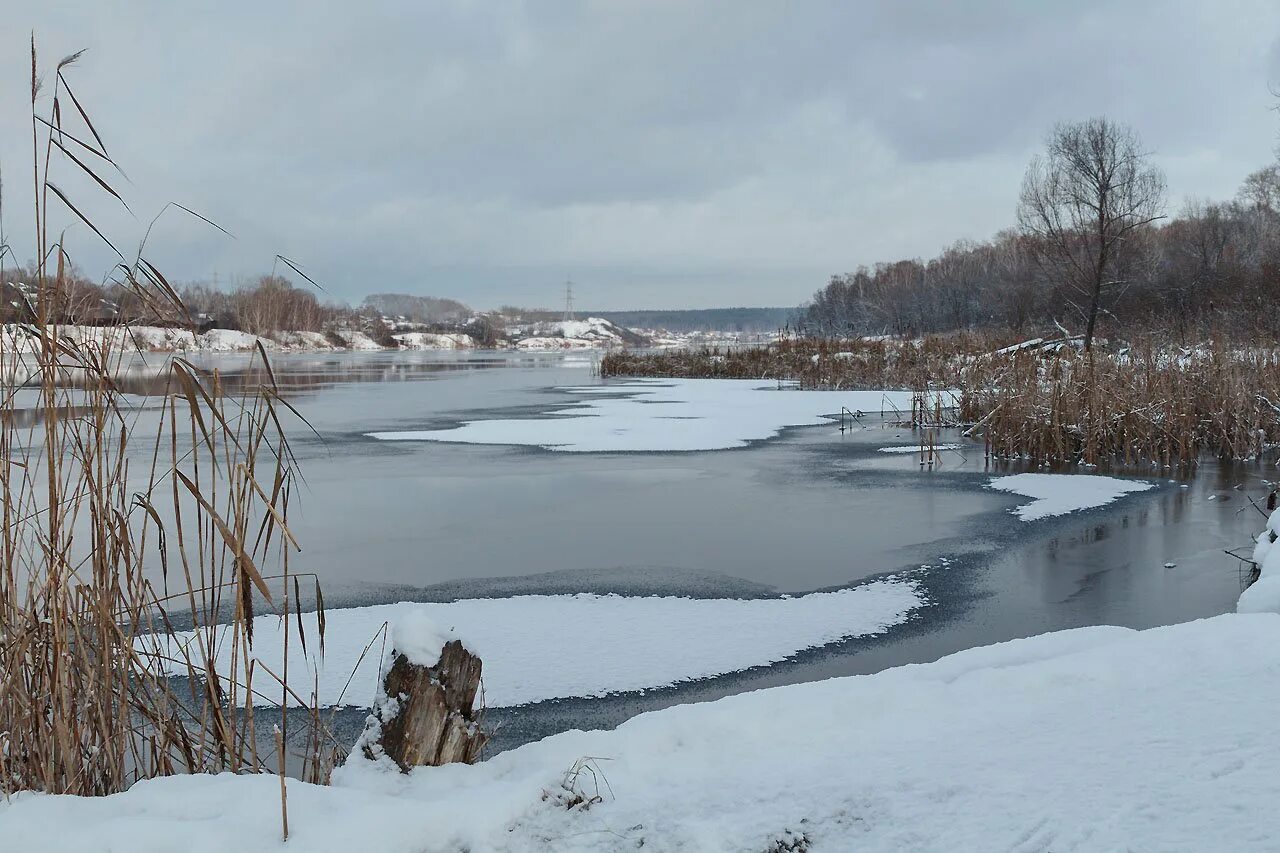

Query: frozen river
<box><xmin>165</xmin><ymin>349</ymin><xmax>1257</xmax><ymax>754</ymax></box>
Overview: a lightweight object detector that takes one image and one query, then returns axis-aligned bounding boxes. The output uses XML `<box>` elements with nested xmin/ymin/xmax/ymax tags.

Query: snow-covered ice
<box><xmin>878</xmin><ymin>443</ymin><xmax>961</xmax><ymax>454</ymax></box>
<box><xmin>143</xmin><ymin>580</ymin><xmax>924</xmax><ymax>708</ymax></box>
<box><xmin>14</xmin><ymin>613</ymin><xmax>1280</xmax><ymax>851</ymax></box>
<box><xmin>987</xmin><ymin>472</ymin><xmax>1155</xmax><ymax>520</ymax></box>
<box><xmin>367</xmin><ymin>378</ymin><xmax>920</xmax><ymax>452</ymax></box>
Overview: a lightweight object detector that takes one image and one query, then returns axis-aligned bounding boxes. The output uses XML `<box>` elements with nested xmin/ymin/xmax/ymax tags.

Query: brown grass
<box><xmin>0</xmin><ymin>44</ymin><xmax>340</xmax><ymax>799</ymax></box>
<box><xmin>601</xmin><ymin>332</ymin><xmax>1023</xmax><ymax>390</ymax></box>
<box><xmin>605</xmin><ymin>334</ymin><xmax>1280</xmax><ymax>468</ymax></box>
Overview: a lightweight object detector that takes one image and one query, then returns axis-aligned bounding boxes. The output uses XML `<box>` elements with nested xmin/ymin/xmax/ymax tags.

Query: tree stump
<box><xmin>363</xmin><ymin>639</ymin><xmax>487</xmax><ymax>770</ymax></box>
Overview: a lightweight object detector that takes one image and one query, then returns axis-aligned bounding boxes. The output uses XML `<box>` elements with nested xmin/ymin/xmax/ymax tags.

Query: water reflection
<box><xmin>7</xmin><ymin>349</ymin><xmax>585</xmax><ymax>426</ymax></box>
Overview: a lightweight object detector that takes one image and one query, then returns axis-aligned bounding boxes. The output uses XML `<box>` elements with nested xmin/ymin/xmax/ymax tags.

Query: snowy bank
<box><xmin>987</xmin><ymin>472</ymin><xmax>1155</xmax><ymax>520</ymax></box>
<box><xmin>394</xmin><ymin>331</ymin><xmax>475</xmax><ymax>350</ymax></box>
<box><xmin>1240</xmin><ymin>506</ymin><xmax>1280</xmax><ymax>613</ymax></box>
<box><xmin>368</xmin><ymin>378</ymin><xmax>919</xmax><ymax>452</ymax></box>
<box><xmin>11</xmin><ymin>614</ymin><xmax>1280</xmax><ymax>851</ymax></box>
<box><xmin>144</xmin><ymin>580</ymin><xmax>923</xmax><ymax>708</ymax></box>
<box><xmin>509</xmin><ymin>317</ymin><xmax>640</xmax><ymax>350</ymax></box>
<box><xmin>0</xmin><ymin>324</ymin><xmax>375</xmax><ymax>353</ymax></box>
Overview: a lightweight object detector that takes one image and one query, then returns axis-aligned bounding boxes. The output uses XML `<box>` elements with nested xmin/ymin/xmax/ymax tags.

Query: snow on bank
<box><xmin>145</xmin><ymin>580</ymin><xmax>923</xmax><ymax>708</ymax></box>
<box><xmin>394</xmin><ymin>331</ymin><xmax>475</xmax><ymax>350</ymax></box>
<box><xmin>1240</xmin><ymin>507</ymin><xmax>1280</xmax><ymax>613</ymax></box>
<box><xmin>514</xmin><ymin>335</ymin><xmax>602</xmax><ymax>350</ymax></box>
<box><xmin>510</xmin><ymin>317</ymin><xmax>635</xmax><ymax>350</ymax></box>
<box><xmin>368</xmin><ymin>378</ymin><xmax>919</xmax><ymax>452</ymax></box>
<box><xmin>988</xmin><ymin>472</ymin><xmax>1155</xmax><ymax>521</ymax></box>
<box><xmin>0</xmin><ymin>324</ymin><xmax>369</xmax><ymax>353</ymax></box>
<box><xmin>14</xmin><ymin>614</ymin><xmax>1280</xmax><ymax>852</ymax></box>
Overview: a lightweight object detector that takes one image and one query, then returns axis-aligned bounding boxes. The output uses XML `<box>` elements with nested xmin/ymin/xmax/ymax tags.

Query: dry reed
<box><xmin>0</xmin><ymin>43</ymin><xmax>340</xmax><ymax>798</ymax></box>
<box><xmin>606</xmin><ymin>333</ymin><xmax>1280</xmax><ymax>468</ymax></box>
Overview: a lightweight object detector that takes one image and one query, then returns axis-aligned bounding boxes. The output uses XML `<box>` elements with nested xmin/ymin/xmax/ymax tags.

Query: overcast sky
<box><xmin>1</xmin><ymin>1</ymin><xmax>1278</xmax><ymax>310</ymax></box>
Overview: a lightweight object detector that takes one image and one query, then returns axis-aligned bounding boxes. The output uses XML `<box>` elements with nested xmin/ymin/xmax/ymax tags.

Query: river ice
<box><xmin>367</xmin><ymin>378</ymin><xmax>921</xmax><ymax>452</ymax></box>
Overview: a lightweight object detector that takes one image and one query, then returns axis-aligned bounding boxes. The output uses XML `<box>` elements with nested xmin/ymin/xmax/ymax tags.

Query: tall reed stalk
<box><xmin>0</xmin><ymin>44</ymin><xmax>336</xmax><ymax>797</ymax></box>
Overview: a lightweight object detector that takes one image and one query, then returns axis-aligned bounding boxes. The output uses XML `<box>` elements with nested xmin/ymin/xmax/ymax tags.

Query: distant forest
<box><xmin>802</xmin><ymin>118</ymin><xmax>1280</xmax><ymax>345</ymax></box>
<box><xmin>584</xmin><ymin>307</ymin><xmax>795</xmax><ymax>333</ymax></box>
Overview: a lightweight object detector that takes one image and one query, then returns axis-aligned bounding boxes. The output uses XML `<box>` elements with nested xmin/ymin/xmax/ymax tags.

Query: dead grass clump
<box><xmin>964</xmin><ymin>340</ymin><xmax>1280</xmax><ymax>467</ymax></box>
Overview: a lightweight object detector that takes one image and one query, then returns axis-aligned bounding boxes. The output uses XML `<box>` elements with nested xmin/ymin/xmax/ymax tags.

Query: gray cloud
<box><xmin>1</xmin><ymin>0</ymin><xmax>1277</xmax><ymax>309</ymax></box>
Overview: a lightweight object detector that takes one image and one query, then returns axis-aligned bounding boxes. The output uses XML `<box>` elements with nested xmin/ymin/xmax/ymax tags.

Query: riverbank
<box><xmin>7</xmin><ymin>610</ymin><xmax>1280</xmax><ymax>851</ymax></box>
<box><xmin>0</xmin><ymin>317</ymin><xmax>650</xmax><ymax>354</ymax></box>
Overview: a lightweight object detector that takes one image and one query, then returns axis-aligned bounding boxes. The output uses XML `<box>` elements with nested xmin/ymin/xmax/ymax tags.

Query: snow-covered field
<box><xmin>368</xmin><ymin>378</ymin><xmax>919</xmax><ymax>452</ymax></box>
<box><xmin>988</xmin><ymin>472</ymin><xmax>1155</xmax><ymax>520</ymax></box>
<box><xmin>145</xmin><ymin>579</ymin><xmax>924</xmax><ymax>708</ymax></box>
<box><xmin>11</xmin><ymin>612</ymin><xmax>1280</xmax><ymax>851</ymax></box>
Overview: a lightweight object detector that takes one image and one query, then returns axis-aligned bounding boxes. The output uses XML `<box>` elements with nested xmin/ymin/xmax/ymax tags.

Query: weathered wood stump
<box><xmin>364</xmin><ymin>639</ymin><xmax>487</xmax><ymax>770</ymax></box>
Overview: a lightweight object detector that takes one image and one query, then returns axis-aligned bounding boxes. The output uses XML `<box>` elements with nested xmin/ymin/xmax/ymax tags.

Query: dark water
<box><xmin>176</xmin><ymin>350</ymin><xmax>1260</xmax><ymax>756</ymax></box>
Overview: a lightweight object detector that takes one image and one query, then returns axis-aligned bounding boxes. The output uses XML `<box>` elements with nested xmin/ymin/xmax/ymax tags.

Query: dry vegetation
<box><xmin>603</xmin><ymin>334</ymin><xmax>1280</xmax><ymax>468</ymax></box>
<box><xmin>0</xmin><ymin>45</ymin><xmax>342</xmax><ymax>800</ymax></box>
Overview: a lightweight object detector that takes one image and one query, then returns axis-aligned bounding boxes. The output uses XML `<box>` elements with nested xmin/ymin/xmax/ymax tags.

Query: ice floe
<box><xmin>145</xmin><ymin>578</ymin><xmax>924</xmax><ymax>708</ymax></box>
<box><xmin>367</xmin><ymin>378</ymin><xmax>921</xmax><ymax>452</ymax></box>
<box><xmin>988</xmin><ymin>472</ymin><xmax>1155</xmax><ymax>521</ymax></box>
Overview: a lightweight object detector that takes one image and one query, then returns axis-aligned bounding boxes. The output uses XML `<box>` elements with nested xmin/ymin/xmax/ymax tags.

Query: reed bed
<box><xmin>961</xmin><ymin>342</ymin><xmax>1280</xmax><ymax>467</ymax></box>
<box><xmin>0</xmin><ymin>45</ymin><xmax>340</xmax><ymax>800</ymax></box>
<box><xmin>606</xmin><ymin>334</ymin><xmax>1280</xmax><ymax>467</ymax></box>
<box><xmin>601</xmin><ymin>331</ymin><xmax>1022</xmax><ymax>390</ymax></box>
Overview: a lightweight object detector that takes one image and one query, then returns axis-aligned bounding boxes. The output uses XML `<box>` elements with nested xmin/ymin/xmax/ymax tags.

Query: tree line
<box><xmin>802</xmin><ymin>117</ymin><xmax>1280</xmax><ymax>346</ymax></box>
<box><xmin>0</xmin><ymin>262</ymin><xmax>492</xmax><ymax>340</ymax></box>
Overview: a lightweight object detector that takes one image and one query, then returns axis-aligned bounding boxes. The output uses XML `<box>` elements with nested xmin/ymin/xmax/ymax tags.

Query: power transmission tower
<box><xmin>563</xmin><ymin>279</ymin><xmax>575</xmax><ymax>322</ymax></box>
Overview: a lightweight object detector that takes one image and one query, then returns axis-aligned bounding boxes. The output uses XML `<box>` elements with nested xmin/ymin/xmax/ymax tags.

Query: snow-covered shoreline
<box><xmin>0</xmin><ymin>316</ymin><xmax>643</xmax><ymax>354</ymax></box>
<box><xmin>9</xmin><ymin>613</ymin><xmax>1280</xmax><ymax>851</ymax></box>
<box><xmin>1240</xmin><ymin>504</ymin><xmax>1280</xmax><ymax>613</ymax></box>
<box><xmin>0</xmin><ymin>324</ymin><xmax>383</xmax><ymax>353</ymax></box>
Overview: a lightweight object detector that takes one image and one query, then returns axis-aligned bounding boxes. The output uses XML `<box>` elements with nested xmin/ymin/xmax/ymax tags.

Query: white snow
<box><xmin>394</xmin><ymin>332</ymin><xmax>475</xmax><ymax>350</ymax></box>
<box><xmin>271</xmin><ymin>330</ymin><xmax>338</xmax><ymax>350</ymax></box>
<box><xmin>389</xmin><ymin>609</ymin><xmax>457</xmax><ymax>667</ymax></box>
<box><xmin>514</xmin><ymin>335</ymin><xmax>601</xmax><ymax>350</ymax></box>
<box><xmin>13</xmin><ymin>613</ymin><xmax>1280</xmax><ymax>851</ymax></box>
<box><xmin>510</xmin><ymin>317</ymin><xmax>630</xmax><ymax>349</ymax></box>
<box><xmin>143</xmin><ymin>580</ymin><xmax>924</xmax><ymax>708</ymax></box>
<box><xmin>367</xmin><ymin>378</ymin><xmax>921</xmax><ymax>452</ymax></box>
<box><xmin>330</xmin><ymin>329</ymin><xmax>385</xmax><ymax>350</ymax></box>
<box><xmin>0</xmin><ymin>324</ymin><xmax>345</xmax><ymax>353</ymax></box>
<box><xmin>878</xmin><ymin>443</ymin><xmax>961</xmax><ymax>454</ymax></box>
<box><xmin>200</xmin><ymin>329</ymin><xmax>278</xmax><ymax>352</ymax></box>
<box><xmin>987</xmin><ymin>472</ymin><xmax>1155</xmax><ymax>521</ymax></box>
<box><xmin>993</xmin><ymin>337</ymin><xmax>1044</xmax><ymax>354</ymax></box>
<box><xmin>1240</xmin><ymin>507</ymin><xmax>1280</xmax><ymax>614</ymax></box>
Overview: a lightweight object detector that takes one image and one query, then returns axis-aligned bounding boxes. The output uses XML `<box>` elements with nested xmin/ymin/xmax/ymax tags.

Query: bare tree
<box><xmin>1017</xmin><ymin>118</ymin><xmax>1166</xmax><ymax>350</ymax></box>
<box><xmin>1238</xmin><ymin>164</ymin><xmax>1280</xmax><ymax>212</ymax></box>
